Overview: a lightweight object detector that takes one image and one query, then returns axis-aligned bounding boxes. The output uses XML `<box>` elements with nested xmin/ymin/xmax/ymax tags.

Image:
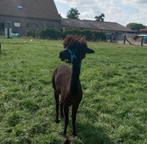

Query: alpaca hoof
<box><xmin>63</xmin><ymin>131</ymin><xmax>67</xmax><ymax>137</ymax></box>
<box><xmin>72</xmin><ymin>132</ymin><xmax>78</xmax><ymax>137</ymax></box>
<box><xmin>55</xmin><ymin>120</ymin><xmax>60</xmax><ymax>123</ymax></box>
<box><xmin>60</xmin><ymin>114</ymin><xmax>64</xmax><ymax>118</ymax></box>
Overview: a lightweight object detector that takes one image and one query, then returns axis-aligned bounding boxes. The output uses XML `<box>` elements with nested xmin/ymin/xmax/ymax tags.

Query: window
<box><xmin>14</xmin><ymin>22</ymin><xmax>21</xmax><ymax>27</ymax></box>
<box><xmin>26</xmin><ymin>23</ymin><xmax>31</xmax><ymax>28</ymax></box>
<box><xmin>26</xmin><ymin>23</ymin><xmax>38</xmax><ymax>29</ymax></box>
<box><xmin>0</xmin><ymin>23</ymin><xmax>4</xmax><ymax>31</ymax></box>
<box><xmin>17</xmin><ymin>5</ymin><xmax>23</xmax><ymax>9</ymax></box>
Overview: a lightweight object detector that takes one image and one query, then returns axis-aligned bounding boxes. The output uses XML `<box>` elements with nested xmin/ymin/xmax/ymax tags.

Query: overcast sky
<box><xmin>54</xmin><ymin>0</ymin><xmax>147</xmax><ymax>26</ymax></box>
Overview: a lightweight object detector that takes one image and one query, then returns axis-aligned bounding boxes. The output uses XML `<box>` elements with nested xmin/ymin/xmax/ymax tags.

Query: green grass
<box><xmin>0</xmin><ymin>38</ymin><xmax>147</xmax><ymax>144</ymax></box>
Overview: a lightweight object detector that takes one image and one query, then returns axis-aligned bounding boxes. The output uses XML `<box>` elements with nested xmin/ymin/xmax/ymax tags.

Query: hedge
<box><xmin>31</xmin><ymin>28</ymin><xmax>107</xmax><ymax>41</ymax></box>
<box><xmin>39</xmin><ymin>28</ymin><xmax>62</xmax><ymax>39</ymax></box>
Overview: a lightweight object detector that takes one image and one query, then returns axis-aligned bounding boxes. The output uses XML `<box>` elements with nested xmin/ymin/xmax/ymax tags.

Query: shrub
<box><xmin>27</xmin><ymin>30</ymin><xmax>38</xmax><ymax>38</ymax></box>
<box><xmin>39</xmin><ymin>28</ymin><xmax>62</xmax><ymax>39</ymax></box>
<box><xmin>38</xmin><ymin>27</ymin><xmax>106</xmax><ymax>41</ymax></box>
<box><xmin>63</xmin><ymin>29</ymin><xmax>106</xmax><ymax>41</ymax></box>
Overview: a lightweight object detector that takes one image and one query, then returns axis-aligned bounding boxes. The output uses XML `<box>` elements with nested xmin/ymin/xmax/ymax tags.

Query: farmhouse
<box><xmin>0</xmin><ymin>0</ymin><xmax>61</xmax><ymax>35</ymax></box>
<box><xmin>61</xmin><ymin>19</ymin><xmax>132</xmax><ymax>41</ymax></box>
<box><xmin>0</xmin><ymin>0</ymin><xmax>132</xmax><ymax>37</ymax></box>
<box><xmin>61</xmin><ymin>19</ymin><xmax>132</xmax><ymax>33</ymax></box>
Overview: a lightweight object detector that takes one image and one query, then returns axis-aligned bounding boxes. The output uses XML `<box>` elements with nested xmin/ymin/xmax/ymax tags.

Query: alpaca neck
<box><xmin>70</xmin><ymin>60</ymin><xmax>81</xmax><ymax>95</ymax></box>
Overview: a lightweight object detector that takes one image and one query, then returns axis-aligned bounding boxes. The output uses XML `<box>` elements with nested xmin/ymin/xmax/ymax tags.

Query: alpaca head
<box><xmin>59</xmin><ymin>35</ymin><xmax>94</xmax><ymax>63</ymax></box>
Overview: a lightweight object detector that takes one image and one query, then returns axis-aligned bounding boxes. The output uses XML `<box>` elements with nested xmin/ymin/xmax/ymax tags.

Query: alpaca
<box><xmin>52</xmin><ymin>35</ymin><xmax>94</xmax><ymax>136</ymax></box>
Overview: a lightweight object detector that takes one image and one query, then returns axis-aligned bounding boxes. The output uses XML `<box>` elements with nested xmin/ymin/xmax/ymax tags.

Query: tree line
<box><xmin>67</xmin><ymin>8</ymin><xmax>105</xmax><ymax>22</ymax></box>
<box><xmin>28</xmin><ymin>8</ymin><xmax>147</xmax><ymax>39</ymax></box>
<box><xmin>67</xmin><ymin>8</ymin><xmax>147</xmax><ymax>31</ymax></box>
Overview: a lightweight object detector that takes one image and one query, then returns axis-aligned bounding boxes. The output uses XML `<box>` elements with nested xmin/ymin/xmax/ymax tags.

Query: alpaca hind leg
<box><xmin>54</xmin><ymin>91</ymin><xmax>59</xmax><ymax>123</ymax></box>
<box><xmin>60</xmin><ymin>103</ymin><xmax>64</xmax><ymax>118</ymax></box>
<box><xmin>72</xmin><ymin>104</ymin><xmax>79</xmax><ymax>136</ymax></box>
<box><xmin>63</xmin><ymin>106</ymin><xmax>69</xmax><ymax>135</ymax></box>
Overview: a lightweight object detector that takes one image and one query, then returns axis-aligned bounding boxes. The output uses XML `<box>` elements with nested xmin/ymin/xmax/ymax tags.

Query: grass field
<box><xmin>0</xmin><ymin>38</ymin><xmax>147</xmax><ymax>144</ymax></box>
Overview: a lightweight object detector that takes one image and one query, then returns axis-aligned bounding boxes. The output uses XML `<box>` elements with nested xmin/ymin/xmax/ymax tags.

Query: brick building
<box><xmin>0</xmin><ymin>0</ymin><xmax>131</xmax><ymax>37</ymax></box>
<box><xmin>0</xmin><ymin>0</ymin><xmax>61</xmax><ymax>36</ymax></box>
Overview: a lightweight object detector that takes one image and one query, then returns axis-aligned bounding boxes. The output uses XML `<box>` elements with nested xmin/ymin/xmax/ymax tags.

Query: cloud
<box><xmin>54</xmin><ymin>0</ymin><xmax>147</xmax><ymax>26</ymax></box>
<box><xmin>123</xmin><ymin>0</ymin><xmax>147</xmax><ymax>4</ymax></box>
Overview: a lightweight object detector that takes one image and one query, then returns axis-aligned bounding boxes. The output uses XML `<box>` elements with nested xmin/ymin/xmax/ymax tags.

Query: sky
<box><xmin>54</xmin><ymin>0</ymin><xmax>147</xmax><ymax>26</ymax></box>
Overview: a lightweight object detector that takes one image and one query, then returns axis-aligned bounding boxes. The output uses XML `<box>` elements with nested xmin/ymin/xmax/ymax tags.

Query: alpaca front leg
<box><xmin>63</xmin><ymin>106</ymin><xmax>69</xmax><ymax>135</ymax></box>
<box><xmin>72</xmin><ymin>104</ymin><xmax>79</xmax><ymax>136</ymax></box>
<box><xmin>60</xmin><ymin>103</ymin><xmax>64</xmax><ymax>118</ymax></box>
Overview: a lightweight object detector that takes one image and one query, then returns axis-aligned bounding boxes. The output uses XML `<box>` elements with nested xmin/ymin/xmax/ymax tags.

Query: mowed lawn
<box><xmin>0</xmin><ymin>38</ymin><xmax>147</xmax><ymax>144</ymax></box>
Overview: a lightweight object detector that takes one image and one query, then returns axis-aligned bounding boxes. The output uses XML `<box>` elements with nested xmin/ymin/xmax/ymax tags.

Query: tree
<box><xmin>67</xmin><ymin>8</ymin><xmax>80</xmax><ymax>19</ymax></box>
<box><xmin>127</xmin><ymin>23</ymin><xmax>146</xmax><ymax>31</ymax></box>
<box><xmin>95</xmin><ymin>13</ymin><xmax>105</xmax><ymax>22</ymax></box>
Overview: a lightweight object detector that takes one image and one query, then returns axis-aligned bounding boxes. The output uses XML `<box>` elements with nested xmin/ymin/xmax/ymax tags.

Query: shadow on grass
<box><xmin>77</xmin><ymin>122</ymin><xmax>112</xmax><ymax>144</ymax></box>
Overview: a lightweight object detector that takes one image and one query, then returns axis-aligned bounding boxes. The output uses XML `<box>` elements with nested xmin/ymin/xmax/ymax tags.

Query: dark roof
<box><xmin>0</xmin><ymin>0</ymin><xmax>60</xmax><ymax>20</ymax></box>
<box><xmin>61</xmin><ymin>19</ymin><xmax>132</xmax><ymax>32</ymax></box>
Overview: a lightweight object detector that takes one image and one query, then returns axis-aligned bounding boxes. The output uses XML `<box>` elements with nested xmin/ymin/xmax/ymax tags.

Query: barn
<box><xmin>0</xmin><ymin>0</ymin><xmax>132</xmax><ymax>37</ymax></box>
<box><xmin>61</xmin><ymin>19</ymin><xmax>132</xmax><ymax>33</ymax></box>
<box><xmin>0</xmin><ymin>0</ymin><xmax>61</xmax><ymax>36</ymax></box>
<box><xmin>61</xmin><ymin>19</ymin><xmax>132</xmax><ymax>41</ymax></box>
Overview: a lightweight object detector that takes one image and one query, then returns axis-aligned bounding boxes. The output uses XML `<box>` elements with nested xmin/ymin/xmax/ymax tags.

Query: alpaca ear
<box><xmin>84</xmin><ymin>47</ymin><xmax>95</xmax><ymax>53</ymax></box>
<box><xmin>80</xmin><ymin>37</ymin><xmax>94</xmax><ymax>53</ymax></box>
<box><xmin>80</xmin><ymin>37</ymin><xmax>87</xmax><ymax>44</ymax></box>
<box><xmin>63</xmin><ymin>35</ymin><xmax>74</xmax><ymax>49</ymax></box>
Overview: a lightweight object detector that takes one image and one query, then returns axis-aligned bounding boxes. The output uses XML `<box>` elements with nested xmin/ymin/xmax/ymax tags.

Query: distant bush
<box><xmin>27</xmin><ymin>30</ymin><xmax>38</xmax><ymax>38</ymax></box>
<box><xmin>39</xmin><ymin>28</ymin><xmax>62</xmax><ymax>39</ymax></box>
<box><xmin>63</xmin><ymin>29</ymin><xmax>106</xmax><ymax>41</ymax></box>
<box><xmin>38</xmin><ymin>28</ymin><xmax>106</xmax><ymax>41</ymax></box>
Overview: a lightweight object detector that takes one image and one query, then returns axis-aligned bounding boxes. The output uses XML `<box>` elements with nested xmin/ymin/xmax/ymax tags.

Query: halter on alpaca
<box><xmin>68</xmin><ymin>49</ymin><xmax>77</xmax><ymax>63</ymax></box>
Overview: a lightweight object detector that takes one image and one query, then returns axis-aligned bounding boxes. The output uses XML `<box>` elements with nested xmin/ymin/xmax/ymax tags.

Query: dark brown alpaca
<box><xmin>52</xmin><ymin>35</ymin><xmax>94</xmax><ymax>136</ymax></box>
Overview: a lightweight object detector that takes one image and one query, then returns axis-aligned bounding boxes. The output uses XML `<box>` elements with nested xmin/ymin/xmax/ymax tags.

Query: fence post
<box><xmin>123</xmin><ymin>34</ymin><xmax>126</xmax><ymax>44</ymax></box>
<box><xmin>141</xmin><ymin>37</ymin><xmax>144</xmax><ymax>46</ymax></box>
